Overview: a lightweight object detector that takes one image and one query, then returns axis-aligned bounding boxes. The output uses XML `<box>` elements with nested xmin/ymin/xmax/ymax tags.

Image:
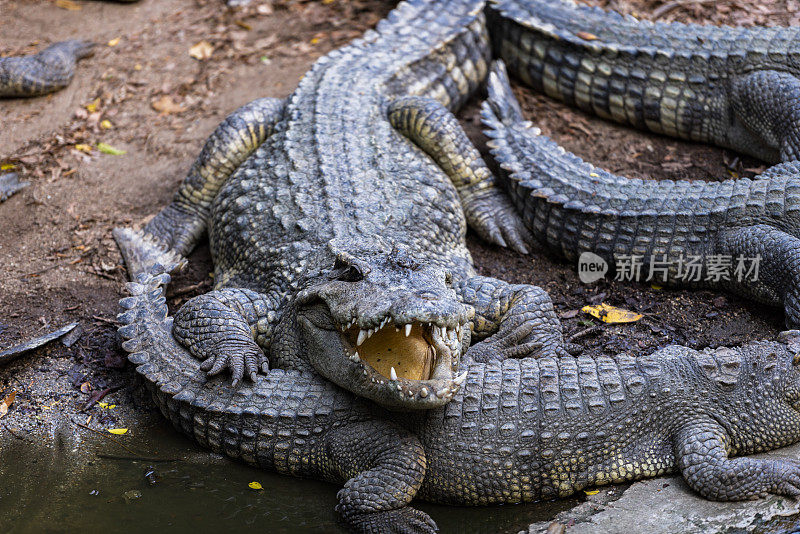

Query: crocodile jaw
<box><xmin>296</xmin><ymin>308</ymin><xmax>468</xmax><ymax>410</ymax></box>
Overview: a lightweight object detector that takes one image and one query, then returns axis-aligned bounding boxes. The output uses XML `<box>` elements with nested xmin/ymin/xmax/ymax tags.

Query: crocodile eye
<box><xmin>333</xmin><ymin>258</ymin><xmax>363</xmax><ymax>282</ymax></box>
<box><xmin>444</xmin><ymin>272</ymin><xmax>453</xmax><ymax>287</ymax></box>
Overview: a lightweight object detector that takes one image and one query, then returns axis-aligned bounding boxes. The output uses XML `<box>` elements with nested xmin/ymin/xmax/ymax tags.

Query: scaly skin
<box><xmin>113</xmin><ymin>3</ymin><xmax>564</xmax><ymax>527</ymax></box>
<box><xmin>483</xmin><ymin>61</ymin><xmax>800</xmax><ymax>328</ymax></box>
<box><xmin>0</xmin><ymin>173</ymin><xmax>29</xmax><ymax>202</ymax></box>
<box><xmin>120</xmin><ymin>270</ymin><xmax>800</xmax><ymax>532</ymax></box>
<box><xmin>0</xmin><ymin>41</ymin><xmax>94</xmax><ymax>98</ymax></box>
<box><xmin>486</xmin><ymin>0</ymin><xmax>800</xmax><ymax>162</ymax></box>
<box><xmin>113</xmin><ymin>0</ymin><xmax>563</xmax><ymax>411</ymax></box>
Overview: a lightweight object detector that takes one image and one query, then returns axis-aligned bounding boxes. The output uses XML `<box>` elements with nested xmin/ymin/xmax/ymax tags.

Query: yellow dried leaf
<box><xmin>75</xmin><ymin>144</ymin><xmax>93</xmax><ymax>153</ymax></box>
<box><xmin>107</xmin><ymin>428</ymin><xmax>128</xmax><ymax>435</ymax></box>
<box><xmin>650</xmin><ymin>283</ymin><xmax>663</xmax><ymax>290</ymax></box>
<box><xmin>0</xmin><ymin>163</ymin><xmax>15</xmax><ymax>171</ymax></box>
<box><xmin>107</xmin><ymin>37</ymin><xmax>121</xmax><ymax>47</ymax></box>
<box><xmin>151</xmin><ymin>95</ymin><xmax>186</xmax><ymax>115</ymax></box>
<box><xmin>584</xmin><ymin>489</ymin><xmax>600</xmax><ymax>496</ymax></box>
<box><xmin>248</xmin><ymin>481</ymin><xmax>263</xmax><ymax>490</ymax></box>
<box><xmin>576</xmin><ymin>31</ymin><xmax>598</xmax><ymax>41</ymax></box>
<box><xmin>85</xmin><ymin>98</ymin><xmax>100</xmax><ymax>113</ymax></box>
<box><xmin>189</xmin><ymin>40</ymin><xmax>214</xmax><ymax>61</ymax></box>
<box><xmin>310</xmin><ymin>37</ymin><xmax>320</xmax><ymax>45</ymax></box>
<box><xmin>97</xmin><ymin>143</ymin><xmax>126</xmax><ymax>155</ymax></box>
<box><xmin>234</xmin><ymin>20</ymin><xmax>252</xmax><ymax>30</ymax></box>
<box><xmin>101</xmin><ymin>119</ymin><xmax>113</xmax><ymax>129</ymax></box>
<box><xmin>0</xmin><ymin>391</ymin><xmax>16</xmax><ymax>418</ymax></box>
<box><xmin>581</xmin><ymin>303</ymin><xmax>642</xmax><ymax>324</ymax></box>
<box><xmin>56</xmin><ymin>0</ymin><xmax>81</xmax><ymax>10</ymax></box>
<box><xmin>134</xmin><ymin>63</ymin><xmax>143</xmax><ymax>71</ymax></box>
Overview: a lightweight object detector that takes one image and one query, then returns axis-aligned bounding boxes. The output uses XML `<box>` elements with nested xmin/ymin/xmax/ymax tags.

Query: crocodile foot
<box><xmin>339</xmin><ymin>506</ymin><xmax>438</xmax><ymax>534</ymax></box>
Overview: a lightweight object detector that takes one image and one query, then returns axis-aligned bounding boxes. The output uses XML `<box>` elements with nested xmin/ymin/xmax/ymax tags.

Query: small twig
<box><xmin>568</xmin><ymin>325</ymin><xmax>603</xmax><ymax>343</ymax></box>
<box><xmin>2</xmin><ymin>423</ymin><xmax>30</xmax><ymax>442</ymax></box>
<box><xmin>96</xmin><ymin>453</ymin><xmax>179</xmax><ymax>463</ymax></box>
<box><xmin>74</xmin><ymin>421</ymin><xmax>141</xmax><ymax>456</ymax></box>
<box><xmin>652</xmin><ymin>0</ymin><xmax>715</xmax><ymax>20</ymax></box>
<box><xmin>92</xmin><ymin>315</ymin><xmax>120</xmax><ymax>326</ymax></box>
<box><xmin>167</xmin><ymin>279</ymin><xmax>210</xmax><ymax>298</ymax></box>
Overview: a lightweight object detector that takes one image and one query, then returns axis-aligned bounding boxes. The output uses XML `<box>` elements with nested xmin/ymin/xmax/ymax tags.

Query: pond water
<box><xmin>0</xmin><ymin>419</ymin><xmax>575</xmax><ymax>534</ymax></box>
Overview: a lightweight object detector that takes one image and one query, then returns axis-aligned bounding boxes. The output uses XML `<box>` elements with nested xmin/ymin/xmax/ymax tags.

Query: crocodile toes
<box><xmin>343</xmin><ymin>507</ymin><xmax>438</xmax><ymax>534</ymax></box>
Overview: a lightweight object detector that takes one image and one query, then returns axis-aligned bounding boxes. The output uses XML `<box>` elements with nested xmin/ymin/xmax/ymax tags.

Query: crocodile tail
<box><xmin>117</xmin><ymin>267</ymin><xmax>359</xmax><ymax>469</ymax></box>
<box><xmin>484</xmin><ymin>60</ymin><xmax>525</xmax><ymax>126</ymax></box>
<box><xmin>112</xmin><ymin>227</ymin><xmax>187</xmax><ymax>281</ymax></box>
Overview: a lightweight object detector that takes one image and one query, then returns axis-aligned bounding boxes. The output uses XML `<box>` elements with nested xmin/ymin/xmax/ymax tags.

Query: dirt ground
<box><xmin>0</xmin><ymin>0</ymin><xmax>798</xmax><ymax>458</ymax></box>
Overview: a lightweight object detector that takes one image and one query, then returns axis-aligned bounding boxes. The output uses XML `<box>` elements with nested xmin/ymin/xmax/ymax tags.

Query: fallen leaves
<box><xmin>189</xmin><ymin>40</ymin><xmax>214</xmax><ymax>61</ymax></box>
<box><xmin>248</xmin><ymin>481</ymin><xmax>263</xmax><ymax>490</ymax></box>
<box><xmin>582</xmin><ymin>303</ymin><xmax>642</xmax><ymax>324</ymax></box>
<box><xmin>0</xmin><ymin>391</ymin><xmax>16</xmax><ymax>418</ymax></box>
<box><xmin>74</xmin><ymin>144</ymin><xmax>93</xmax><ymax>154</ymax></box>
<box><xmin>107</xmin><ymin>428</ymin><xmax>129</xmax><ymax>435</ymax></box>
<box><xmin>107</xmin><ymin>37</ymin><xmax>121</xmax><ymax>47</ymax></box>
<box><xmin>151</xmin><ymin>95</ymin><xmax>186</xmax><ymax>115</ymax></box>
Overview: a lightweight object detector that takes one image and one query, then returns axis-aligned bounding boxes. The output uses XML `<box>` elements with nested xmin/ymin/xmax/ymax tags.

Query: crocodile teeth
<box><xmin>367</xmin><ymin>329</ymin><xmax>374</xmax><ymax>338</ymax></box>
<box><xmin>436</xmin><ymin>389</ymin><xmax>446</xmax><ymax>399</ymax></box>
<box><xmin>420</xmin><ymin>387</ymin><xmax>428</xmax><ymax>398</ymax></box>
<box><xmin>454</xmin><ymin>371</ymin><xmax>467</xmax><ymax>386</ymax></box>
<box><xmin>390</xmin><ymin>367</ymin><xmax>398</xmax><ymax>381</ymax></box>
<box><xmin>350</xmin><ymin>351</ymin><xmax>360</xmax><ymax>363</ymax></box>
<box><xmin>357</xmin><ymin>330</ymin><xmax>367</xmax><ymax>346</ymax></box>
<box><xmin>405</xmin><ymin>324</ymin><xmax>412</xmax><ymax>337</ymax></box>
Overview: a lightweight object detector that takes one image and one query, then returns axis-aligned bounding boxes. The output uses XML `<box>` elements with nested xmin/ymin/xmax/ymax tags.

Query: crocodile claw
<box><xmin>342</xmin><ymin>507</ymin><xmax>438</xmax><ymax>534</ymax></box>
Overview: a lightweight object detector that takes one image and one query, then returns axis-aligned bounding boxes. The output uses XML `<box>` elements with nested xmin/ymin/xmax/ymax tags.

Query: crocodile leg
<box><xmin>113</xmin><ymin>97</ymin><xmax>286</xmax><ymax>278</ymax></box>
<box><xmin>387</xmin><ymin>95</ymin><xmax>532</xmax><ymax>254</ymax></box>
<box><xmin>328</xmin><ymin>420</ymin><xmax>435</xmax><ymax>534</ymax></box>
<box><xmin>457</xmin><ymin>275</ymin><xmax>565</xmax><ymax>362</ymax></box>
<box><xmin>675</xmin><ymin>420</ymin><xmax>800</xmax><ymax>500</ymax></box>
<box><xmin>171</xmin><ymin>288</ymin><xmax>286</xmax><ymax>386</ymax></box>
<box><xmin>730</xmin><ymin>70</ymin><xmax>800</xmax><ymax>162</ymax></box>
<box><xmin>715</xmin><ymin>224</ymin><xmax>800</xmax><ymax>328</ymax></box>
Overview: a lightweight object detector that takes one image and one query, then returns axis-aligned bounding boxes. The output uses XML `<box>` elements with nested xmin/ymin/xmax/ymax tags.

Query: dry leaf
<box><xmin>189</xmin><ymin>40</ymin><xmax>214</xmax><ymax>61</ymax></box>
<box><xmin>0</xmin><ymin>391</ymin><xmax>16</xmax><ymax>418</ymax></box>
<box><xmin>0</xmin><ymin>163</ymin><xmax>16</xmax><ymax>171</ymax></box>
<box><xmin>584</xmin><ymin>489</ymin><xmax>600</xmax><ymax>496</ymax></box>
<box><xmin>151</xmin><ymin>95</ymin><xmax>186</xmax><ymax>115</ymax></box>
<box><xmin>248</xmin><ymin>481</ymin><xmax>263</xmax><ymax>490</ymax></box>
<box><xmin>107</xmin><ymin>37</ymin><xmax>121</xmax><ymax>47</ymax></box>
<box><xmin>74</xmin><ymin>144</ymin><xmax>93</xmax><ymax>153</ymax></box>
<box><xmin>80</xmin><ymin>381</ymin><xmax>92</xmax><ymax>394</ymax></box>
<box><xmin>56</xmin><ymin>0</ymin><xmax>81</xmax><ymax>10</ymax></box>
<box><xmin>100</xmin><ymin>119</ymin><xmax>113</xmax><ymax>129</ymax></box>
<box><xmin>576</xmin><ymin>31</ymin><xmax>598</xmax><ymax>41</ymax></box>
<box><xmin>581</xmin><ymin>303</ymin><xmax>642</xmax><ymax>324</ymax></box>
<box><xmin>107</xmin><ymin>428</ymin><xmax>128</xmax><ymax>435</ymax></box>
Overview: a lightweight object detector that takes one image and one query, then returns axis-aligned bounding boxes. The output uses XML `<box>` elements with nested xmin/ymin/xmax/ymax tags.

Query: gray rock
<box><xmin>524</xmin><ymin>443</ymin><xmax>800</xmax><ymax>534</ymax></box>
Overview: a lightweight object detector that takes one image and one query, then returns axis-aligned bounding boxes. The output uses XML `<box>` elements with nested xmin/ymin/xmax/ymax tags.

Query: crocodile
<box><xmin>113</xmin><ymin>0</ymin><xmax>567</xmax><ymax>413</ymax></box>
<box><xmin>120</xmin><ymin>268</ymin><xmax>800</xmax><ymax>533</ymax></box>
<box><xmin>486</xmin><ymin>0</ymin><xmax>800</xmax><ymax>163</ymax></box>
<box><xmin>0</xmin><ymin>40</ymin><xmax>95</xmax><ymax>98</ymax></box>
<box><xmin>483</xmin><ymin>60</ymin><xmax>800</xmax><ymax>328</ymax></box>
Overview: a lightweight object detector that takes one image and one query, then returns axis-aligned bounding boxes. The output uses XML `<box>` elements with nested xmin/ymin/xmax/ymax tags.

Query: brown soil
<box><xmin>0</xmin><ymin>0</ymin><xmax>796</xmax><ymax>443</ymax></box>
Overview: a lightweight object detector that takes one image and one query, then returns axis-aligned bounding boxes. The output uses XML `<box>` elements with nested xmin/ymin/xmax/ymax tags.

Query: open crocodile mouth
<box><xmin>338</xmin><ymin>318</ymin><xmax>466</xmax><ymax>400</ymax></box>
